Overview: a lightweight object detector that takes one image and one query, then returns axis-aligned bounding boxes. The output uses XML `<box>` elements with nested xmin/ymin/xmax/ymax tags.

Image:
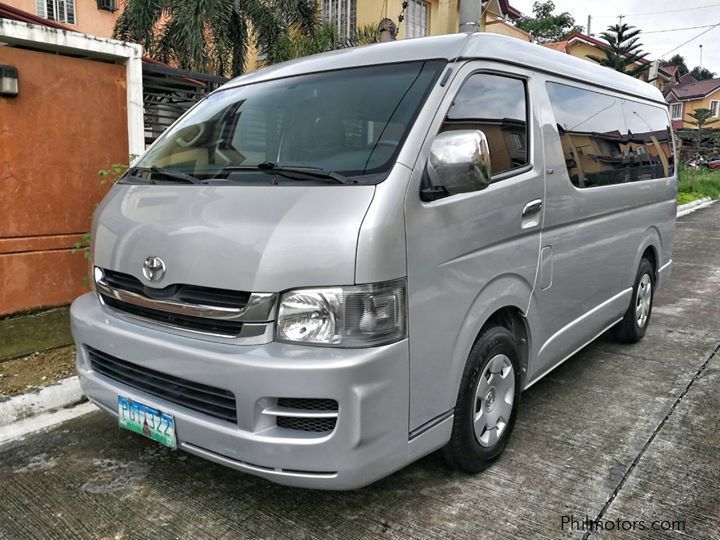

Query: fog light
<box><xmin>0</xmin><ymin>65</ymin><xmax>18</xmax><ymax>97</ymax></box>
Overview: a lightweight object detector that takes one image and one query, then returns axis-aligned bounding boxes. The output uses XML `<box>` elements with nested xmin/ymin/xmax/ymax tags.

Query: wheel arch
<box><xmin>449</xmin><ymin>274</ymin><xmax>534</xmax><ymax>399</ymax></box>
<box><xmin>634</xmin><ymin>226</ymin><xmax>662</xmax><ymax>284</ymax></box>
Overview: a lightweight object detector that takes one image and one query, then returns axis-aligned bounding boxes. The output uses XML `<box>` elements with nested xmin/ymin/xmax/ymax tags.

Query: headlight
<box><xmin>276</xmin><ymin>279</ymin><xmax>407</xmax><ymax>347</ymax></box>
<box><xmin>91</xmin><ymin>266</ymin><xmax>104</xmax><ymax>292</ymax></box>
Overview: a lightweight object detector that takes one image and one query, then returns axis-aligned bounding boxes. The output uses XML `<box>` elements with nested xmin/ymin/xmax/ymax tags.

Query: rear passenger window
<box><xmin>442</xmin><ymin>74</ymin><xmax>529</xmax><ymax>177</ymax></box>
<box><xmin>546</xmin><ymin>82</ymin><xmax>674</xmax><ymax>188</ymax></box>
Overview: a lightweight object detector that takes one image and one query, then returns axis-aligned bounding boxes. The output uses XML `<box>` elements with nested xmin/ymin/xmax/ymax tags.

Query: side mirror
<box><xmin>423</xmin><ymin>130</ymin><xmax>492</xmax><ymax>201</ymax></box>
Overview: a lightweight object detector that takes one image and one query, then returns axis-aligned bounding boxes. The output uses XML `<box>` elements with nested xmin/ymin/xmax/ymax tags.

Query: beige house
<box><xmin>663</xmin><ymin>73</ymin><xmax>720</xmax><ymax>130</ymax></box>
<box><xmin>323</xmin><ymin>0</ymin><xmax>529</xmax><ymax>42</ymax></box>
<box><xmin>244</xmin><ymin>1</ymin><xmax>529</xmax><ymax>72</ymax></box>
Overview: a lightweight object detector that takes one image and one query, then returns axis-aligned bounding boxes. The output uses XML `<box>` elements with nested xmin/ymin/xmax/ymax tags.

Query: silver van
<box><xmin>71</xmin><ymin>33</ymin><xmax>676</xmax><ymax>489</ymax></box>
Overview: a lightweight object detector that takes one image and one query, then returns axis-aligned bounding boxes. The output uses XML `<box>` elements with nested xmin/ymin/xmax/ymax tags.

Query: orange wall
<box><xmin>0</xmin><ymin>46</ymin><xmax>129</xmax><ymax>315</ymax></box>
<box><xmin>5</xmin><ymin>0</ymin><xmax>122</xmax><ymax>37</ymax></box>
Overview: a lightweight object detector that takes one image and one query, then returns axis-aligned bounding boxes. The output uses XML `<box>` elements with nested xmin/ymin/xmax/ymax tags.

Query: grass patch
<box><xmin>677</xmin><ymin>191</ymin><xmax>704</xmax><ymax>205</ymax></box>
<box><xmin>678</xmin><ymin>165</ymin><xmax>720</xmax><ymax>203</ymax></box>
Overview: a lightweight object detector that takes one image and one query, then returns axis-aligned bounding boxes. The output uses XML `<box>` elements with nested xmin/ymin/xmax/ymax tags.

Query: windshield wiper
<box><xmin>129</xmin><ymin>166</ymin><xmax>205</xmax><ymax>185</ymax></box>
<box><xmin>217</xmin><ymin>162</ymin><xmax>349</xmax><ymax>184</ymax></box>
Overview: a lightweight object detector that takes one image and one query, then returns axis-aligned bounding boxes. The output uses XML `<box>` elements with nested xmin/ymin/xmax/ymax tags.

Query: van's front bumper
<box><xmin>70</xmin><ymin>293</ymin><xmax>413</xmax><ymax>489</ymax></box>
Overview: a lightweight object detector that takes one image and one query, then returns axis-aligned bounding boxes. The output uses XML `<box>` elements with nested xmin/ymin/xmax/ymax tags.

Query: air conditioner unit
<box><xmin>96</xmin><ymin>0</ymin><xmax>116</xmax><ymax>12</ymax></box>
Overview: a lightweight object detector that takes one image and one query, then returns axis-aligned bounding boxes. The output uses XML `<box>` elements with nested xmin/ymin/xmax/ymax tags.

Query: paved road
<box><xmin>1</xmin><ymin>204</ymin><xmax>719</xmax><ymax>540</ymax></box>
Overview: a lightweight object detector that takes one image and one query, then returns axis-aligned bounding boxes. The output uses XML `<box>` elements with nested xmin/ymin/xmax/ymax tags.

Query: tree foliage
<box><xmin>587</xmin><ymin>24</ymin><xmax>649</xmax><ymax>77</ymax></box>
<box><xmin>660</xmin><ymin>54</ymin><xmax>689</xmax><ymax>76</ymax></box>
<box><xmin>686</xmin><ymin>108</ymin><xmax>720</xmax><ymax>130</ymax></box>
<box><xmin>690</xmin><ymin>66</ymin><xmax>717</xmax><ymax>81</ymax></box>
<box><xmin>114</xmin><ymin>0</ymin><xmax>319</xmax><ymax>77</ymax></box>
<box><xmin>265</xmin><ymin>22</ymin><xmax>379</xmax><ymax>65</ymax></box>
<box><xmin>515</xmin><ymin>1</ymin><xmax>583</xmax><ymax>43</ymax></box>
<box><xmin>685</xmin><ymin>108</ymin><xmax>720</xmax><ymax>164</ymax></box>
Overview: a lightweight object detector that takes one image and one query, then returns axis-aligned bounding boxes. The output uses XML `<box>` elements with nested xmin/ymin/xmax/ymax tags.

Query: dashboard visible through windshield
<box><xmin>130</xmin><ymin>60</ymin><xmax>445</xmax><ymax>184</ymax></box>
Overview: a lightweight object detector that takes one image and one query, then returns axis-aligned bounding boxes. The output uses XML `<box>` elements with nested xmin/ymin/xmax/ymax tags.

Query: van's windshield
<box><xmin>131</xmin><ymin>60</ymin><xmax>445</xmax><ymax>184</ymax></box>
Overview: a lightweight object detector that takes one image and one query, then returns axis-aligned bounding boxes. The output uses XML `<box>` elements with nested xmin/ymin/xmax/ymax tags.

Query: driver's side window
<box><xmin>441</xmin><ymin>73</ymin><xmax>529</xmax><ymax>181</ymax></box>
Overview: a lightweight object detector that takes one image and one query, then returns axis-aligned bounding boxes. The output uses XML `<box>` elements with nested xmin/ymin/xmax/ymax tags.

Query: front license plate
<box><xmin>118</xmin><ymin>396</ymin><xmax>177</xmax><ymax>449</ymax></box>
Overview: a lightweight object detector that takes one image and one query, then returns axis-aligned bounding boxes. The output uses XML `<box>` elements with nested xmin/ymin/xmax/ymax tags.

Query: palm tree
<box><xmin>114</xmin><ymin>0</ymin><xmax>319</xmax><ymax>77</ymax></box>
<box><xmin>588</xmin><ymin>24</ymin><xmax>649</xmax><ymax>77</ymax></box>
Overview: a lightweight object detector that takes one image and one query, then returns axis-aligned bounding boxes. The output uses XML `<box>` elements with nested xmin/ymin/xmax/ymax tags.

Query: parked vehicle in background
<box><xmin>71</xmin><ymin>33</ymin><xmax>677</xmax><ymax>489</ymax></box>
<box><xmin>687</xmin><ymin>154</ymin><xmax>720</xmax><ymax>170</ymax></box>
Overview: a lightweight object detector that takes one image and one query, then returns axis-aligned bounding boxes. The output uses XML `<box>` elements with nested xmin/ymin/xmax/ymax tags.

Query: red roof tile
<box><xmin>669</xmin><ymin>78</ymin><xmax>720</xmax><ymax>100</ymax></box>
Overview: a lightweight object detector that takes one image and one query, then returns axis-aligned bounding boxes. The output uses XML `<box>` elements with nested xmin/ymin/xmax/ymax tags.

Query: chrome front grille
<box><xmin>100</xmin><ymin>295</ymin><xmax>245</xmax><ymax>336</ymax></box>
<box><xmin>103</xmin><ymin>269</ymin><xmax>250</xmax><ymax>309</ymax></box>
<box><xmin>94</xmin><ymin>268</ymin><xmax>276</xmax><ymax>338</ymax></box>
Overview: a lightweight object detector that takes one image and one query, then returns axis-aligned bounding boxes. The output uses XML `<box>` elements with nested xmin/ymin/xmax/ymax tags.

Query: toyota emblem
<box><xmin>142</xmin><ymin>256</ymin><xmax>166</xmax><ymax>282</ymax></box>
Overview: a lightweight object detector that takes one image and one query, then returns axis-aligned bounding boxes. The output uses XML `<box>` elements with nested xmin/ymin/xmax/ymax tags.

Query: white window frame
<box><xmin>710</xmin><ymin>100</ymin><xmax>719</xmax><ymax>117</ymax></box>
<box><xmin>511</xmin><ymin>132</ymin><xmax>524</xmax><ymax>151</ymax></box>
<box><xmin>36</xmin><ymin>0</ymin><xmax>76</xmax><ymax>25</ymax></box>
<box><xmin>405</xmin><ymin>0</ymin><xmax>430</xmax><ymax>39</ymax></box>
<box><xmin>670</xmin><ymin>102</ymin><xmax>683</xmax><ymax>121</ymax></box>
<box><xmin>322</xmin><ymin>0</ymin><xmax>357</xmax><ymax>41</ymax></box>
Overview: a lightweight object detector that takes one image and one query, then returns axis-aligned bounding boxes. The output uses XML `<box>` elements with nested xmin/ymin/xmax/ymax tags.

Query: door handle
<box><xmin>522</xmin><ymin>199</ymin><xmax>543</xmax><ymax>217</ymax></box>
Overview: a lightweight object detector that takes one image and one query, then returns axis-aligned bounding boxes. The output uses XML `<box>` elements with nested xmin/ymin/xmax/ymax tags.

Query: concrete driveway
<box><xmin>1</xmin><ymin>204</ymin><xmax>719</xmax><ymax>540</ymax></box>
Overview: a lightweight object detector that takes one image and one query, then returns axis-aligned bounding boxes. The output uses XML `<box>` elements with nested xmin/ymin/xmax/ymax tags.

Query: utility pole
<box><xmin>459</xmin><ymin>0</ymin><xmax>487</xmax><ymax>33</ymax></box>
<box><xmin>587</xmin><ymin>14</ymin><xmax>592</xmax><ymax>36</ymax></box>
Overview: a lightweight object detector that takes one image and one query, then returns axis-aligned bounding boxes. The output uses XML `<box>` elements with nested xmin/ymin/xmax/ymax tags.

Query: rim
<box><xmin>473</xmin><ymin>354</ymin><xmax>515</xmax><ymax>448</ymax></box>
<box><xmin>635</xmin><ymin>273</ymin><xmax>652</xmax><ymax>328</ymax></box>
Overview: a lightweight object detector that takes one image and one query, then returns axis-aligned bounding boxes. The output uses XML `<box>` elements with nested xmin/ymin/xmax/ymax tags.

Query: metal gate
<box><xmin>142</xmin><ymin>61</ymin><xmax>227</xmax><ymax>146</ymax></box>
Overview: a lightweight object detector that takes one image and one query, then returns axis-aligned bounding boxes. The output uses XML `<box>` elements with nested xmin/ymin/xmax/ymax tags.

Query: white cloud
<box><xmin>510</xmin><ymin>0</ymin><xmax>720</xmax><ymax>75</ymax></box>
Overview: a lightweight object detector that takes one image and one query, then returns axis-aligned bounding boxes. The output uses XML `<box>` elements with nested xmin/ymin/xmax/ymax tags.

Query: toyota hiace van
<box><xmin>71</xmin><ymin>33</ymin><xmax>676</xmax><ymax>489</ymax></box>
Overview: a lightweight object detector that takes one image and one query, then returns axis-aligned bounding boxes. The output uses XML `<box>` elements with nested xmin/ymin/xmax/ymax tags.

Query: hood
<box><xmin>92</xmin><ymin>184</ymin><xmax>375</xmax><ymax>292</ymax></box>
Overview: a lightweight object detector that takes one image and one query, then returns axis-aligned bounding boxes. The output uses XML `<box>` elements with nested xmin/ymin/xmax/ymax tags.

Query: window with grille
<box><xmin>322</xmin><ymin>0</ymin><xmax>357</xmax><ymax>41</ymax></box>
<box><xmin>405</xmin><ymin>0</ymin><xmax>429</xmax><ymax>38</ymax></box>
<box><xmin>710</xmin><ymin>100</ymin><xmax>719</xmax><ymax>118</ymax></box>
<box><xmin>96</xmin><ymin>0</ymin><xmax>117</xmax><ymax>12</ymax></box>
<box><xmin>36</xmin><ymin>0</ymin><xmax>76</xmax><ymax>24</ymax></box>
<box><xmin>670</xmin><ymin>102</ymin><xmax>683</xmax><ymax>120</ymax></box>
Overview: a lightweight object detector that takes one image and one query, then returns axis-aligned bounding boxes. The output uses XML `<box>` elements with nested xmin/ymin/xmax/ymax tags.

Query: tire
<box><xmin>442</xmin><ymin>325</ymin><xmax>522</xmax><ymax>473</ymax></box>
<box><xmin>613</xmin><ymin>258</ymin><xmax>655</xmax><ymax>343</ymax></box>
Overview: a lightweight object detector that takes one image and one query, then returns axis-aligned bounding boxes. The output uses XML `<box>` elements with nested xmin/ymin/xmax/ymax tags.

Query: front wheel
<box><xmin>613</xmin><ymin>258</ymin><xmax>655</xmax><ymax>343</ymax></box>
<box><xmin>442</xmin><ymin>326</ymin><xmax>522</xmax><ymax>473</ymax></box>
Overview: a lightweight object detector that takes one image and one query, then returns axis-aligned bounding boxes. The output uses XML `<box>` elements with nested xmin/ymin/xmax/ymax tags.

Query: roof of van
<box><xmin>223</xmin><ymin>33</ymin><xmax>665</xmax><ymax>105</ymax></box>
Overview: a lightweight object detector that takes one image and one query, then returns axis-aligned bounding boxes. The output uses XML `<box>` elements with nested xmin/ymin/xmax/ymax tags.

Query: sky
<box><xmin>509</xmin><ymin>0</ymin><xmax>720</xmax><ymax>75</ymax></box>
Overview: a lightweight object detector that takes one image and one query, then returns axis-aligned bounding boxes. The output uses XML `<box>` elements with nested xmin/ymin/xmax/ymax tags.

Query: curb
<box><xmin>0</xmin><ymin>376</ymin><xmax>85</xmax><ymax>428</ymax></box>
<box><xmin>0</xmin><ymin>402</ymin><xmax>97</xmax><ymax>445</ymax></box>
<box><xmin>677</xmin><ymin>197</ymin><xmax>713</xmax><ymax>218</ymax></box>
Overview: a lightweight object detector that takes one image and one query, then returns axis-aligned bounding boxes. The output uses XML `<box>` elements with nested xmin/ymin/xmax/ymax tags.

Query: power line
<box><xmin>643</xmin><ymin>23</ymin><xmax>718</xmax><ymax>34</ymax></box>
<box><xmin>593</xmin><ymin>3</ymin><xmax>720</xmax><ymax>18</ymax></box>
<box><xmin>660</xmin><ymin>21</ymin><xmax>720</xmax><ymax>57</ymax></box>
